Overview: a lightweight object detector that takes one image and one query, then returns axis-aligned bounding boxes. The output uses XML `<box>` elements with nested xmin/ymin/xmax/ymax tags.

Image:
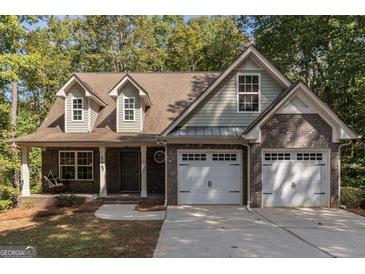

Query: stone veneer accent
<box><xmin>166</xmin><ymin>144</ymin><xmax>248</xmax><ymax>205</ymax></box>
<box><xmin>249</xmin><ymin>114</ymin><xmax>340</xmax><ymax>208</ymax></box>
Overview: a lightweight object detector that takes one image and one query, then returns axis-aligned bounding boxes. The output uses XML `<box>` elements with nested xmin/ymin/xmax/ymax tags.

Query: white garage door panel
<box><xmin>178</xmin><ymin>151</ymin><xmax>241</xmax><ymax>205</ymax></box>
<box><xmin>179</xmin><ymin>166</ymin><xmax>210</xmax><ymax>191</ymax></box>
<box><xmin>263</xmin><ymin>191</ymin><xmax>325</xmax><ymax>207</ymax></box>
<box><xmin>179</xmin><ymin>190</ymin><xmax>241</xmax><ymax>205</ymax></box>
<box><xmin>263</xmin><ymin>151</ymin><xmax>328</xmax><ymax>207</ymax></box>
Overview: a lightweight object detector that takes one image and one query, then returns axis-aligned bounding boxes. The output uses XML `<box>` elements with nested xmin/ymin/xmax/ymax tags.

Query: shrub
<box><xmin>0</xmin><ymin>200</ymin><xmax>13</xmax><ymax>211</ymax></box>
<box><xmin>0</xmin><ymin>185</ymin><xmax>18</xmax><ymax>211</ymax></box>
<box><xmin>341</xmin><ymin>187</ymin><xmax>364</xmax><ymax>208</ymax></box>
<box><xmin>56</xmin><ymin>193</ymin><xmax>77</xmax><ymax>207</ymax></box>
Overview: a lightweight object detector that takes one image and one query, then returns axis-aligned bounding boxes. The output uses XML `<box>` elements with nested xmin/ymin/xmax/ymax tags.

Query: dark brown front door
<box><xmin>120</xmin><ymin>151</ymin><xmax>140</xmax><ymax>192</ymax></box>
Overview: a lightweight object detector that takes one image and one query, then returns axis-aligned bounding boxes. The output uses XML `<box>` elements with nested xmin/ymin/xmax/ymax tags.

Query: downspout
<box><xmin>241</xmin><ymin>143</ymin><xmax>251</xmax><ymax>212</ymax></box>
<box><xmin>157</xmin><ymin>139</ymin><xmax>168</xmax><ymax>207</ymax></box>
<box><xmin>338</xmin><ymin>140</ymin><xmax>353</xmax><ymax>206</ymax></box>
<box><xmin>164</xmin><ymin>143</ymin><xmax>168</xmax><ymax>207</ymax></box>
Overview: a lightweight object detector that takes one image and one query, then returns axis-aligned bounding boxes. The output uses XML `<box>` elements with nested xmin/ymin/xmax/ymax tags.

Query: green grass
<box><xmin>0</xmin><ymin>208</ymin><xmax>162</xmax><ymax>257</ymax></box>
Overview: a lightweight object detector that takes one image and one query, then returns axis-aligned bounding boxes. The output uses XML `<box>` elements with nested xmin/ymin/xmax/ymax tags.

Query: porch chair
<box><xmin>43</xmin><ymin>170</ymin><xmax>64</xmax><ymax>188</ymax></box>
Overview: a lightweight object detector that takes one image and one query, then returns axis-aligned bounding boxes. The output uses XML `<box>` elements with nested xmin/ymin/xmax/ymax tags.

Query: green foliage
<box><xmin>239</xmin><ymin>15</ymin><xmax>365</xmax><ymax>189</ymax></box>
<box><xmin>0</xmin><ymin>184</ymin><xmax>18</xmax><ymax>210</ymax></box>
<box><xmin>341</xmin><ymin>187</ymin><xmax>365</xmax><ymax>208</ymax></box>
<box><xmin>56</xmin><ymin>193</ymin><xmax>77</xmax><ymax>207</ymax></box>
<box><xmin>1</xmin><ymin>15</ymin><xmax>365</xmax><ymax>199</ymax></box>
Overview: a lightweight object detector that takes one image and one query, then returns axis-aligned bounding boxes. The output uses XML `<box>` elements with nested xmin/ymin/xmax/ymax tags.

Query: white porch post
<box><xmin>141</xmin><ymin>145</ymin><xmax>147</xmax><ymax>197</ymax></box>
<box><xmin>99</xmin><ymin>146</ymin><xmax>107</xmax><ymax>197</ymax></box>
<box><xmin>21</xmin><ymin>146</ymin><xmax>30</xmax><ymax>197</ymax></box>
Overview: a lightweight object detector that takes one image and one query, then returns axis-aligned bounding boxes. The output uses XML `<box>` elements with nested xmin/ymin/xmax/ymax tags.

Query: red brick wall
<box><xmin>250</xmin><ymin>114</ymin><xmax>340</xmax><ymax>208</ymax></box>
<box><xmin>42</xmin><ymin>147</ymin><xmax>100</xmax><ymax>194</ymax></box>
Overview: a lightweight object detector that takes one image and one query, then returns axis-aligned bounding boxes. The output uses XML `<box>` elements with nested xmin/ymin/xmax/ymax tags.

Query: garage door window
<box><xmin>297</xmin><ymin>153</ymin><xmax>322</xmax><ymax>161</ymax></box>
<box><xmin>264</xmin><ymin>153</ymin><xmax>290</xmax><ymax>161</ymax></box>
<box><xmin>181</xmin><ymin>153</ymin><xmax>206</xmax><ymax>161</ymax></box>
<box><xmin>212</xmin><ymin>153</ymin><xmax>237</xmax><ymax>161</ymax></box>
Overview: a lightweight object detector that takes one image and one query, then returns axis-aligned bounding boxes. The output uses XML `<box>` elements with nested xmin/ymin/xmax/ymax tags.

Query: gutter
<box><xmin>241</xmin><ymin>143</ymin><xmax>252</xmax><ymax>212</ymax></box>
<box><xmin>338</xmin><ymin>140</ymin><xmax>353</xmax><ymax>205</ymax></box>
<box><xmin>157</xmin><ymin>139</ymin><xmax>168</xmax><ymax>207</ymax></box>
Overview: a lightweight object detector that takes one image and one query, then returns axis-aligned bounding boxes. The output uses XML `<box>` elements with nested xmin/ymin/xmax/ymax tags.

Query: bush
<box><xmin>0</xmin><ymin>200</ymin><xmax>13</xmax><ymax>211</ymax></box>
<box><xmin>0</xmin><ymin>185</ymin><xmax>18</xmax><ymax>211</ymax></box>
<box><xmin>56</xmin><ymin>193</ymin><xmax>77</xmax><ymax>207</ymax></box>
<box><xmin>341</xmin><ymin>187</ymin><xmax>364</xmax><ymax>208</ymax></box>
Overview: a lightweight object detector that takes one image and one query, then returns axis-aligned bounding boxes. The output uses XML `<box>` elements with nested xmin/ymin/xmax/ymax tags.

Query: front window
<box><xmin>72</xmin><ymin>98</ymin><xmax>83</xmax><ymax>121</ymax></box>
<box><xmin>59</xmin><ymin>151</ymin><xmax>93</xmax><ymax>180</ymax></box>
<box><xmin>237</xmin><ymin>74</ymin><xmax>260</xmax><ymax>112</ymax></box>
<box><xmin>124</xmin><ymin>97</ymin><xmax>135</xmax><ymax>121</ymax></box>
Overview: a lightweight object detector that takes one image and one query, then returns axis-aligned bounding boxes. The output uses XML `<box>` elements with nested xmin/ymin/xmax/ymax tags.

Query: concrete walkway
<box><xmin>154</xmin><ymin>206</ymin><xmax>365</xmax><ymax>258</ymax></box>
<box><xmin>95</xmin><ymin>204</ymin><xmax>166</xmax><ymax>221</ymax></box>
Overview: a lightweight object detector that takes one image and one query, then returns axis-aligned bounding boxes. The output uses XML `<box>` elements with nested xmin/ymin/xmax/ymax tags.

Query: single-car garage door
<box><xmin>262</xmin><ymin>151</ymin><xmax>328</xmax><ymax>207</ymax></box>
<box><xmin>178</xmin><ymin>150</ymin><xmax>242</xmax><ymax>204</ymax></box>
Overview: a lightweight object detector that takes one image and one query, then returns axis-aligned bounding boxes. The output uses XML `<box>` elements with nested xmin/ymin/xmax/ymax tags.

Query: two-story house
<box><xmin>9</xmin><ymin>45</ymin><xmax>358</xmax><ymax>208</ymax></box>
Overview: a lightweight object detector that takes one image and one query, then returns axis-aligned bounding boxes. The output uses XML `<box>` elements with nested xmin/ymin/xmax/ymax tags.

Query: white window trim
<box><xmin>236</xmin><ymin>73</ymin><xmax>261</xmax><ymax>113</ymax></box>
<box><xmin>123</xmin><ymin>96</ymin><xmax>136</xmax><ymax>121</ymax></box>
<box><xmin>59</xmin><ymin>150</ymin><xmax>94</xmax><ymax>181</ymax></box>
<box><xmin>72</xmin><ymin>97</ymin><xmax>84</xmax><ymax>122</ymax></box>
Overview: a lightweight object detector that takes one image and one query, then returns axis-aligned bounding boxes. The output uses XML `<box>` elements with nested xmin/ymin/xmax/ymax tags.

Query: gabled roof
<box><xmin>160</xmin><ymin>45</ymin><xmax>292</xmax><ymax>136</ymax></box>
<box><xmin>243</xmin><ymin>81</ymin><xmax>359</xmax><ymax>142</ymax></box>
<box><xmin>8</xmin><ymin>72</ymin><xmax>220</xmax><ymax>144</ymax></box>
<box><xmin>109</xmin><ymin>73</ymin><xmax>152</xmax><ymax>106</ymax></box>
<box><xmin>56</xmin><ymin>74</ymin><xmax>107</xmax><ymax>106</ymax></box>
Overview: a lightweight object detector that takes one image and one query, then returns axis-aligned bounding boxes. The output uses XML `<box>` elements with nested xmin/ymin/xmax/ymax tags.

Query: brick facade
<box><xmin>42</xmin><ymin>146</ymin><xmax>165</xmax><ymax>195</ymax></box>
<box><xmin>166</xmin><ymin>144</ymin><xmax>248</xmax><ymax>205</ymax></box>
<box><xmin>249</xmin><ymin>114</ymin><xmax>340</xmax><ymax>208</ymax></box>
<box><xmin>42</xmin><ymin>147</ymin><xmax>100</xmax><ymax>193</ymax></box>
<box><xmin>105</xmin><ymin>147</ymin><xmax>165</xmax><ymax>194</ymax></box>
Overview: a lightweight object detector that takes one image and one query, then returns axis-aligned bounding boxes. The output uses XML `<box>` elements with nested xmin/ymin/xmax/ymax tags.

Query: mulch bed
<box><xmin>135</xmin><ymin>204</ymin><xmax>166</xmax><ymax>212</ymax></box>
<box><xmin>348</xmin><ymin>208</ymin><xmax>365</xmax><ymax>217</ymax></box>
<box><xmin>0</xmin><ymin>200</ymin><xmax>103</xmax><ymax>221</ymax></box>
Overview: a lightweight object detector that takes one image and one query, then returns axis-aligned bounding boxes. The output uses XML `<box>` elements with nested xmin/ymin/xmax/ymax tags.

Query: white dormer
<box><xmin>109</xmin><ymin>74</ymin><xmax>152</xmax><ymax>133</ymax></box>
<box><xmin>56</xmin><ymin>74</ymin><xmax>106</xmax><ymax>133</ymax></box>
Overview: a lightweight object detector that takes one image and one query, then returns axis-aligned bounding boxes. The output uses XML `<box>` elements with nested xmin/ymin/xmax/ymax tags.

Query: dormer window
<box><xmin>72</xmin><ymin>98</ymin><xmax>83</xmax><ymax>121</ymax></box>
<box><xmin>123</xmin><ymin>97</ymin><xmax>135</xmax><ymax>121</ymax></box>
<box><xmin>237</xmin><ymin>74</ymin><xmax>260</xmax><ymax>112</ymax></box>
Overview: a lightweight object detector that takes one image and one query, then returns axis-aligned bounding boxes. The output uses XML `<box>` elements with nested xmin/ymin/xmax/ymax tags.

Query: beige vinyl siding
<box><xmin>89</xmin><ymin>99</ymin><xmax>99</xmax><ymax>131</ymax></box>
<box><xmin>65</xmin><ymin>83</ymin><xmax>89</xmax><ymax>133</ymax></box>
<box><xmin>117</xmin><ymin>82</ymin><xmax>142</xmax><ymax>132</ymax></box>
<box><xmin>179</xmin><ymin>69</ymin><xmax>284</xmax><ymax>127</ymax></box>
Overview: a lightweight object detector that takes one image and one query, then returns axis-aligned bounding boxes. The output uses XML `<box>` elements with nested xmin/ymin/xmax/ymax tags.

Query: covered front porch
<box><xmin>18</xmin><ymin>143</ymin><xmax>166</xmax><ymax>202</ymax></box>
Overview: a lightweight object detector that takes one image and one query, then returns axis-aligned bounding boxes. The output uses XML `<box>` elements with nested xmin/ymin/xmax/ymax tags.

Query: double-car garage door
<box><xmin>178</xmin><ymin>150</ymin><xmax>242</xmax><ymax>204</ymax></box>
<box><xmin>177</xmin><ymin>149</ymin><xmax>328</xmax><ymax>207</ymax></box>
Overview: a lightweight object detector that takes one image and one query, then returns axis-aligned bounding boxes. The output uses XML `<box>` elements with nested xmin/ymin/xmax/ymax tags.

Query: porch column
<box><xmin>141</xmin><ymin>145</ymin><xmax>147</xmax><ymax>197</ymax></box>
<box><xmin>99</xmin><ymin>146</ymin><xmax>107</xmax><ymax>197</ymax></box>
<box><xmin>21</xmin><ymin>146</ymin><xmax>30</xmax><ymax>197</ymax></box>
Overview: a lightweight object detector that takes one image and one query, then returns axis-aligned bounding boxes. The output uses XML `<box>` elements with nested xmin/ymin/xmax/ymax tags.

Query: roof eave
<box><xmin>160</xmin><ymin>44</ymin><xmax>292</xmax><ymax>137</ymax></box>
<box><xmin>56</xmin><ymin>74</ymin><xmax>106</xmax><ymax>107</ymax></box>
<box><xmin>109</xmin><ymin>73</ymin><xmax>152</xmax><ymax>106</ymax></box>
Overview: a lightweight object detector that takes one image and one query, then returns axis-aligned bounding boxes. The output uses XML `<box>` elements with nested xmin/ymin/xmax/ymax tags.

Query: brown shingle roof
<box><xmin>10</xmin><ymin>72</ymin><xmax>219</xmax><ymax>143</ymax></box>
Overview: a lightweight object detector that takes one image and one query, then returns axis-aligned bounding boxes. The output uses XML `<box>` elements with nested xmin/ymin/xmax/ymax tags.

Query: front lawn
<box><xmin>0</xmin><ymin>202</ymin><xmax>162</xmax><ymax>257</ymax></box>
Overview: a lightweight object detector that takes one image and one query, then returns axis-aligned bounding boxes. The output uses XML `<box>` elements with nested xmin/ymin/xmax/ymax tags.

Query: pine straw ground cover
<box><xmin>348</xmin><ymin>208</ymin><xmax>365</xmax><ymax>217</ymax></box>
<box><xmin>0</xmin><ymin>201</ymin><xmax>162</xmax><ymax>257</ymax></box>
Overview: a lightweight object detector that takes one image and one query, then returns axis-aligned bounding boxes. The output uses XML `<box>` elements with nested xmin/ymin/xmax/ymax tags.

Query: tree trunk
<box><xmin>10</xmin><ymin>81</ymin><xmax>20</xmax><ymax>190</ymax></box>
<box><xmin>11</xmin><ymin>82</ymin><xmax>17</xmax><ymax>129</ymax></box>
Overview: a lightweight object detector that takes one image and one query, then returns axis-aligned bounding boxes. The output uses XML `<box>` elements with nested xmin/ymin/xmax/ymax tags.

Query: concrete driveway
<box><xmin>154</xmin><ymin>206</ymin><xmax>365</xmax><ymax>258</ymax></box>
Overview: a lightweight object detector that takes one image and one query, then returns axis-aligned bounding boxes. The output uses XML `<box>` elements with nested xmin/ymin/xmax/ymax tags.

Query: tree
<box><xmin>0</xmin><ymin>16</ymin><xmax>39</xmax><ymax>189</ymax></box>
<box><xmin>238</xmin><ymin>15</ymin><xmax>365</xmax><ymax>187</ymax></box>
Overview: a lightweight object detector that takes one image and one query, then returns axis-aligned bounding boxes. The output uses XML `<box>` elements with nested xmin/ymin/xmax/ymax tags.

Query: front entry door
<box><xmin>120</xmin><ymin>151</ymin><xmax>140</xmax><ymax>192</ymax></box>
